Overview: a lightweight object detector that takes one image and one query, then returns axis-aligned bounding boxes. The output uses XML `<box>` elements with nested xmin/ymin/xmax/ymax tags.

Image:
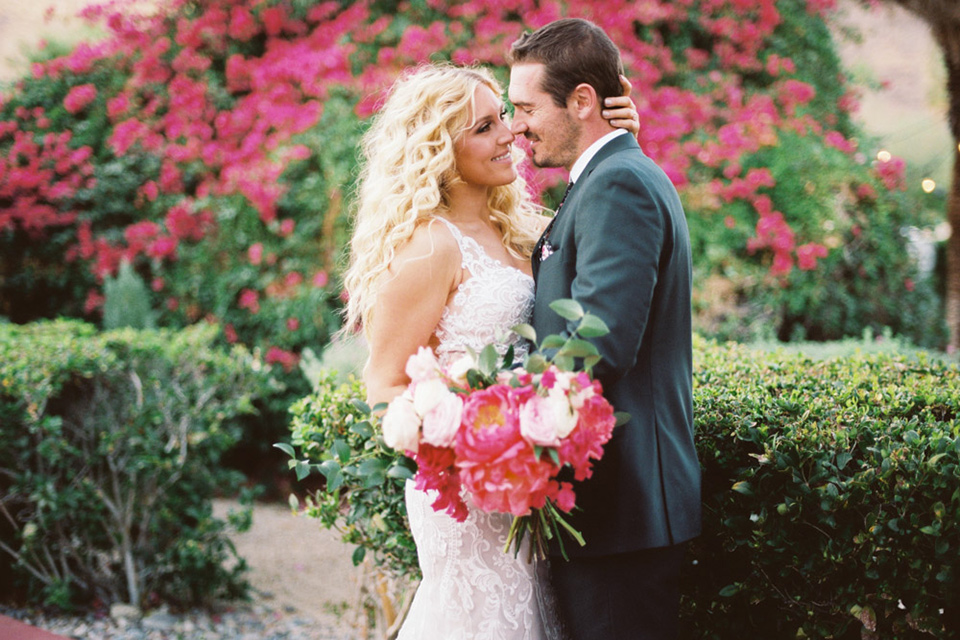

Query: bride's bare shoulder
<box><xmin>388</xmin><ymin>217</ymin><xmax>461</xmax><ymax>277</ymax></box>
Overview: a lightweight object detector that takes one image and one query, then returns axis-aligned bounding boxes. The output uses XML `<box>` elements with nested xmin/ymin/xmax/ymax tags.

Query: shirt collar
<box><xmin>569</xmin><ymin>128</ymin><xmax>629</xmax><ymax>184</ymax></box>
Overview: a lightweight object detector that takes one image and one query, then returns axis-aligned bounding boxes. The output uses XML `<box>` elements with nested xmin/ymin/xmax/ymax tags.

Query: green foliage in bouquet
<box><xmin>0</xmin><ymin>320</ymin><xmax>268</xmax><ymax>609</ymax></box>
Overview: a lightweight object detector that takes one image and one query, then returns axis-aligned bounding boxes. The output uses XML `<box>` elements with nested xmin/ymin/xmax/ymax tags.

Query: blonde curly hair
<box><xmin>343</xmin><ymin>63</ymin><xmax>543</xmax><ymax>334</ymax></box>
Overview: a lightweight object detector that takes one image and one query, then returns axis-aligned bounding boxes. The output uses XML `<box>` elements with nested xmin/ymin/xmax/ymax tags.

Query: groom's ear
<box><xmin>567</xmin><ymin>83</ymin><xmax>600</xmax><ymax>121</ymax></box>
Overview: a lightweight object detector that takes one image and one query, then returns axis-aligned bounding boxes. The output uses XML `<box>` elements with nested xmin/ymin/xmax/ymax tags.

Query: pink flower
<box><xmin>455</xmin><ymin>385</ymin><xmax>523</xmax><ymax>464</ymax></box>
<box><xmin>414</xmin><ymin>444</ymin><xmax>466</xmax><ymax>521</ymax></box>
<box><xmin>147</xmin><ymin>236</ymin><xmax>178</xmax><ymax>260</ymax></box>
<box><xmin>238</xmin><ymin>288</ymin><xmax>260</xmax><ymax>313</ymax></box>
<box><xmin>421</xmin><ymin>391</ymin><xmax>463</xmax><ymax>449</ymax></box>
<box><xmin>248</xmin><ymin>242</ymin><xmax>264</xmax><ymax>266</ymax></box>
<box><xmin>286</xmin><ymin>317</ymin><xmax>300</xmax><ymax>331</ymax></box>
<box><xmin>519</xmin><ymin>393</ymin><xmax>562</xmax><ymax>447</ymax></box>
<box><xmin>279</xmin><ymin>218</ymin><xmax>296</xmax><ymax>236</ymax></box>
<box><xmin>405</xmin><ymin>346</ymin><xmax>440</xmax><ymax>383</ymax></box>
<box><xmin>796</xmin><ymin>242</ymin><xmax>828</xmax><ymax>271</ymax></box>
<box><xmin>224</xmin><ymin>324</ymin><xmax>238</xmax><ymax>343</ymax></box>
<box><xmin>64</xmin><ymin>84</ymin><xmax>97</xmax><ymax>114</ymax></box>
<box><xmin>265</xmin><ymin>346</ymin><xmax>299</xmax><ymax>372</ymax></box>
<box><xmin>312</xmin><ymin>271</ymin><xmax>329</xmax><ymax>288</ymax></box>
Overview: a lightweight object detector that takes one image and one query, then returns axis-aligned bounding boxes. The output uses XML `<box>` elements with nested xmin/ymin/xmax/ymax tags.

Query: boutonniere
<box><xmin>540</xmin><ymin>240</ymin><xmax>556</xmax><ymax>262</ymax></box>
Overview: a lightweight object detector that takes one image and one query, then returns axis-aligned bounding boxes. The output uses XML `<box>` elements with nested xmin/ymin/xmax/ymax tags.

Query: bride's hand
<box><xmin>602</xmin><ymin>75</ymin><xmax>639</xmax><ymax>136</ymax></box>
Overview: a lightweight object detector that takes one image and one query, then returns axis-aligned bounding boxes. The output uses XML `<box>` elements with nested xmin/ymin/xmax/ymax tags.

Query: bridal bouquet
<box><xmin>380</xmin><ymin>299</ymin><xmax>625</xmax><ymax>560</ymax></box>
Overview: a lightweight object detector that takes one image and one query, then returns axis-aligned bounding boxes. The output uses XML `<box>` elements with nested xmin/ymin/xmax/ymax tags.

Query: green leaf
<box><xmin>387</xmin><ymin>464</ymin><xmax>415</xmax><ymax>480</ymax></box>
<box><xmin>718</xmin><ymin>584</ymin><xmax>740</xmax><ymax>597</ymax></box>
<box><xmin>333</xmin><ymin>439</ymin><xmax>351</xmax><ymax>463</ymax></box>
<box><xmin>731</xmin><ymin>481</ymin><xmax>753</xmax><ymax>496</ymax></box>
<box><xmin>541</xmin><ymin>335</ymin><xmax>567</xmax><ymax>350</ymax></box>
<box><xmin>577</xmin><ymin>314</ymin><xmax>610</xmax><ymax>337</ymax></box>
<box><xmin>583</xmin><ymin>355</ymin><xmax>602</xmax><ymax>370</ymax></box>
<box><xmin>478</xmin><ymin>344</ymin><xmax>499</xmax><ymax>375</ymax></box>
<box><xmin>294</xmin><ymin>460</ymin><xmax>311</xmax><ymax>481</ymax></box>
<box><xmin>553</xmin><ymin>355</ymin><xmax>574</xmax><ymax>371</ymax></box>
<box><xmin>558</xmin><ymin>338</ymin><xmax>599</xmax><ymax>359</ymax></box>
<box><xmin>350</xmin><ymin>421</ymin><xmax>374</xmax><ymax>439</ymax></box>
<box><xmin>358</xmin><ymin>459</ymin><xmax>388</xmax><ymax>475</ymax></box>
<box><xmin>549</xmin><ymin>298</ymin><xmax>584</xmax><ymax>321</ymax></box>
<box><xmin>547</xmin><ymin>448</ymin><xmax>561</xmax><ymax>466</ymax></box>
<box><xmin>511</xmin><ymin>323</ymin><xmax>537</xmax><ymax>343</ymax></box>
<box><xmin>351</xmin><ymin>399</ymin><xmax>371</xmax><ymax>415</ymax></box>
<box><xmin>613</xmin><ymin>411</ymin><xmax>631</xmax><ymax>427</ymax></box>
<box><xmin>351</xmin><ymin>546</ymin><xmax>366</xmax><ymax>566</ymax></box>
<box><xmin>273</xmin><ymin>442</ymin><xmax>296</xmax><ymax>458</ymax></box>
<box><xmin>525</xmin><ymin>353</ymin><xmax>548</xmax><ymax>374</ymax></box>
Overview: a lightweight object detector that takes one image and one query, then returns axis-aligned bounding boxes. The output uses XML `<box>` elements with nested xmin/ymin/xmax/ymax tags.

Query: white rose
<box><xmin>547</xmin><ymin>386</ymin><xmax>579</xmax><ymax>439</ymax></box>
<box><xmin>405</xmin><ymin>346</ymin><xmax>440</xmax><ymax>383</ymax></box>
<box><xmin>413</xmin><ymin>378</ymin><xmax>451</xmax><ymax>417</ymax></box>
<box><xmin>446</xmin><ymin>354</ymin><xmax>476</xmax><ymax>386</ymax></box>
<box><xmin>421</xmin><ymin>392</ymin><xmax>463</xmax><ymax>448</ymax></box>
<box><xmin>382</xmin><ymin>395</ymin><xmax>421</xmax><ymax>453</ymax></box>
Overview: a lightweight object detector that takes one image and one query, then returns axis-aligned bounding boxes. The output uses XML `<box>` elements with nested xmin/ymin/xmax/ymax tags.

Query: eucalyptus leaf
<box><xmin>478</xmin><ymin>344</ymin><xmax>499</xmax><ymax>375</ymax></box>
<box><xmin>549</xmin><ymin>298</ymin><xmax>584</xmax><ymax>321</ymax></box>
<box><xmin>525</xmin><ymin>353</ymin><xmax>548</xmax><ymax>373</ymax></box>
<box><xmin>558</xmin><ymin>338</ymin><xmax>599</xmax><ymax>359</ymax></box>
<box><xmin>541</xmin><ymin>335</ymin><xmax>567</xmax><ymax>350</ymax></box>
<box><xmin>511</xmin><ymin>323</ymin><xmax>537</xmax><ymax>343</ymax></box>
<box><xmin>577</xmin><ymin>314</ymin><xmax>610</xmax><ymax>337</ymax></box>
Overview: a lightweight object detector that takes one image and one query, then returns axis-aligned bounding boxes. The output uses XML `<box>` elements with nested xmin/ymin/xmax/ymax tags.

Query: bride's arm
<box><xmin>363</xmin><ymin>221</ymin><xmax>461</xmax><ymax>407</ymax></box>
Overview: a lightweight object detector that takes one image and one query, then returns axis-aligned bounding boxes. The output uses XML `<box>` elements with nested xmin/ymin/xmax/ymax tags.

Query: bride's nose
<box><xmin>497</xmin><ymin>122</ymin><xmax>515</xmax><ymax>144</ymax></box>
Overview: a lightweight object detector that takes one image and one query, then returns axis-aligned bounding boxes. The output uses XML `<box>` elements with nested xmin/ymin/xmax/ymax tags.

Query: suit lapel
<box><xmin>531</xmin><ymin>135</ymin><xmax>643</xmax><ymax>281</ymax></box>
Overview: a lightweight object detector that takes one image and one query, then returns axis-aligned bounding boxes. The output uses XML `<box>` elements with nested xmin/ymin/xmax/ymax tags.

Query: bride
<box><xmin>342</xmin><ymin>63</ymin><xmax>637</xmax><ymax>639</ymax></box>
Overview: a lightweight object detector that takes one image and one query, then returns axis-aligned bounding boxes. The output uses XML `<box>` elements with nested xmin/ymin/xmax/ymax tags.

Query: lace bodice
<box><xmin>397</xmin><ymin>217</ymin><xmax>543</xmax><ymax>640</ymax></box>
<box><xmin>433</xmin><ymin>217</ymin><xmax>534</xmax><ymax>366</ymax></box>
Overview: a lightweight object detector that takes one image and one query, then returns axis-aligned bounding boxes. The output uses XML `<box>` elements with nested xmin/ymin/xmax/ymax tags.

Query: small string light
<box><xmin>877</xmin><ymin>150</ymin><xmax>892</xmax><ymax>162</ymax></box>
<box><xmin>921</xmin><ymin>178</ymin><xmax>936</xmax><ymax>193</ymax></box>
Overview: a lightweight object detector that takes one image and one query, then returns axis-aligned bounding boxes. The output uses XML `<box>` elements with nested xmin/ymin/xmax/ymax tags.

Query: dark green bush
<box><xmin>686</xmin><ymin>338</ymin><xmax>959</xmax><ymax>639</ymax></box>
<box><xmin>0</xmin><ymin>319</ymin><xmax>271</xmax><ymax>609</ymax></box>
<box><xmin>288</xmin><ymin>340</ymin><xmax>960</xmax><ymax>638</ymax></box>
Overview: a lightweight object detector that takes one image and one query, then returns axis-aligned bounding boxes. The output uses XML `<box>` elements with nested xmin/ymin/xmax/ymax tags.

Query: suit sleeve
<box><xmin>570</xmin><ymin>160</ymin><xmax>663</xmax><ymax>383</ymax></box>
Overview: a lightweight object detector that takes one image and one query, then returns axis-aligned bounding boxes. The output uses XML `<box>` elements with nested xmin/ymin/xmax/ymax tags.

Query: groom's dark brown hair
<box><xmin>508</xmin><ymin>18</ymin><xmax>625</xmax><ymax>109</ymax></box>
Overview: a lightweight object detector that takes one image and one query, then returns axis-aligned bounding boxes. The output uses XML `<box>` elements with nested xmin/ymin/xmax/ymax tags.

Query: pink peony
<box><xmin>455</xmin><ymin>385</ymin><xmax>523</xmax><ymax>464</ymax></box>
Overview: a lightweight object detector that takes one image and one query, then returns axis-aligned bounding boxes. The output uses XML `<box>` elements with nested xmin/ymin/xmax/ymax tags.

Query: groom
<box><xmin>508</xmin><ymin>19</ymin><xmax>701</xmax><ymax>640</ymax></box>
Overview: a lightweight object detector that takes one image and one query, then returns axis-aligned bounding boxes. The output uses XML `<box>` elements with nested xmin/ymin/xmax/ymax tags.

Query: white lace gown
<box><xmin>397</xmin><ymin>217</ymin><xmax>545</xmax><ymax>640</ymax></box>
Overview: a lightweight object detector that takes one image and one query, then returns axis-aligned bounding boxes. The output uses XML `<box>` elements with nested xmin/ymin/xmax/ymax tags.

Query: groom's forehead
<box><xmin>508</xmin><ymin>64</ymin><xmax>546</xmax><ymax>103</ymax></box>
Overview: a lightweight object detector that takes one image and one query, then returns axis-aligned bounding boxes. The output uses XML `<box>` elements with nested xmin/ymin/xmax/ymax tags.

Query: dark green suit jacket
<box><xmin>532</xmin><ymin>133</ymin><xmax>701</xmax><ymax>556</ymax></box>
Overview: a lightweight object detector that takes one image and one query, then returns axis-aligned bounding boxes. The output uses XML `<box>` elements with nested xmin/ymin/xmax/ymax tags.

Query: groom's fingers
<box><xmin>619</xmin><ymin>73</ymin><xmax>633</xmax><ymax>97</ymax></box>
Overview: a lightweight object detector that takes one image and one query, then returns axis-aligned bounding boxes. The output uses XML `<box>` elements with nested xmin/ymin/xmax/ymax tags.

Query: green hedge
<box><xmin>0</xmin><ymin>319</ymin><xmax>270</xmax><ymax>609</ymax></box>
<box><xmin>288</xmin><ymin>339</ymin><xmax>959</xmax><ymax>638</ymax></box>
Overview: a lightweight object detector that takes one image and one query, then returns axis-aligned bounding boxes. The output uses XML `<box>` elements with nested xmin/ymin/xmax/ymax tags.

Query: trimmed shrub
<box><xmin>288</xmin><ymin>340</ymin><xmax>960</xmax><ymax>638</ymax></box>
<box><xmin>0</xmin><ymin>320</ymin><xmax>270</xmax><ymax>609</ymax></box>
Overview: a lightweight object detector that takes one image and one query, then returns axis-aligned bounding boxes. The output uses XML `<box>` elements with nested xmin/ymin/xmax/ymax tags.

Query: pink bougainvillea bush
<box><xmin>0</xmin><ymin>0</ymin><xmax>946</xmax><ymax>360</ymax></box>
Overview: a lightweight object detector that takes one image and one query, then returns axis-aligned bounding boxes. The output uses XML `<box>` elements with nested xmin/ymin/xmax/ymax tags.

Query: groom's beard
<box><xmin>526</xmin><ymin>115</ymin><xmax>580</xmax><ymax>169</ymax></box>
